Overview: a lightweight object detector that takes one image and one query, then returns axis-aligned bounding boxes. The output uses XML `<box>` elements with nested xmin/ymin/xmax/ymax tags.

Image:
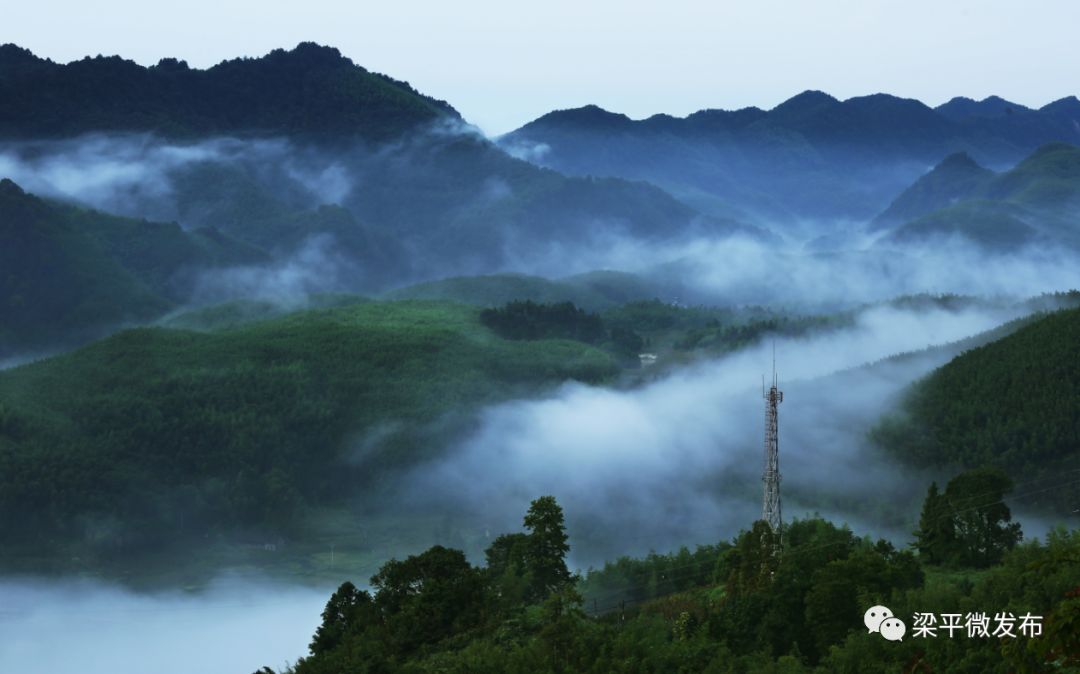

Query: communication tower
<box><xmin>762</xmin><ymin>354</ymin><xmax>783</xmax><ymax>547</ymax></box>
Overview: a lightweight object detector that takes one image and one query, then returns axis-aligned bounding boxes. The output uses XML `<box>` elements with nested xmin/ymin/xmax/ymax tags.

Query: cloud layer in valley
<box><xmin>398</xmin><ymin>302</ymin><xmax>1061</xmax><ymax>568</ymax></box>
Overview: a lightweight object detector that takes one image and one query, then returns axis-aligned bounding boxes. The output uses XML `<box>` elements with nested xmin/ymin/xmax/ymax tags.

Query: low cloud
<box><xmin>0</xmin><ymin>576</ymin><xmax>328</xmax><ymax>674</ymax></box>
<box><xmin>399</xmin><ymin>303</ymin><xmax>1034</xmax><ymax>568</ymax></box>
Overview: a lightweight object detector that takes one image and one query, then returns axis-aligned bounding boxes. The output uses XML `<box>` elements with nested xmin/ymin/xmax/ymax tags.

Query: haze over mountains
<box><xmin>2</xmin><ymin>41</ymin><xmax>1080</xmax><ymax>559</ymax></box>
<box><xmin>3</xmin><ymin>39</ymin><xmax>1080</xmax><ymax>674</ymax></box>
<box><xmin>500</xmin><ymin>90</ymin><xmax>1080</xmax><ymax>223</ymax></box>
<box><xmin>2</xmin><ymin>42</ymin><xmax>1080</xmax><ymax>358</ymax></box>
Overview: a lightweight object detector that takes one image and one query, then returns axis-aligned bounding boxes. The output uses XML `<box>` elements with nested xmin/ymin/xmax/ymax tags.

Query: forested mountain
<box><xmin>500</xmin><ymin>92</ymin><xmax>1080</xmax><ymax>223</ymax></box>
<box><xmin>0</xmin><ymin>301</ymin><xmax>617</xmax><ymax>572</ymax></box>
<box><xmin>0</xmin><ymin>178</ymin><xmax>262</xmax><ymax>354</ymax></box>
<box><xmin>0</xmin><ymin>44</ymin><xmax>768</xmax><ymax>309</ymax></box>
<box><xmin>872</xmin><ymin>306</ymin><xmax>1080</xmax><ymax>513</ymax></box>
<box><xmin>871</xmin><ymin>151</ymin><xmax>995</xmax><ymax>228</ymax></box>
<box><xmin>0</xmin><ymin>42</ymin><xmax>457</xmax><ymax>141</ymax></box>
<box><xmin>876</xmin><ymin>142</ymin><xmax>1080</xmax><ymax>250</ymax></box>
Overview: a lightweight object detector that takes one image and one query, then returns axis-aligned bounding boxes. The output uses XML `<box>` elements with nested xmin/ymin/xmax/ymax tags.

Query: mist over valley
<box><xmin>1</xmin><ymin>40</ymin><xmax>1079</xmax><ymax>673</ymax></box>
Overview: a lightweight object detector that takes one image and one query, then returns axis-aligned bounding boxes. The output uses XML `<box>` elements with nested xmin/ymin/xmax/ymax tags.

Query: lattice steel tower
<box><xmin>762</xmin><ymin>360</ymin><xmax>783</xmax><ymax>540</ymax></box>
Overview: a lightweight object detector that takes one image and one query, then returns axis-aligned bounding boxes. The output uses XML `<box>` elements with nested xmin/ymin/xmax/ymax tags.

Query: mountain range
<box><xmin>500</xmin><ymin>91</ymin><xmax>1080</xmax><ymax>223</ymax></box>
<box><xmin>2</xmin><ymin>42</ymin><xmax>1080</xmax><ymax>354</ymax></box>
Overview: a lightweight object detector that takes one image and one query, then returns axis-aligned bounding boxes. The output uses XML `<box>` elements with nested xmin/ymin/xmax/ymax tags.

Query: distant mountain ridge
<box><xmin>0</xmin><ymin>42</ymin><xmax>458</xmax><ymax>140</ymax></box>
<box><xmin>502</xmin><ymin>91</ymin><xmax>1080</xmax><ymax>223</ymax></box>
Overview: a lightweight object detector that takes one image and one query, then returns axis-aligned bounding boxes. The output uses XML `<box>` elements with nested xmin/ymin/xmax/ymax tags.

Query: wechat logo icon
<box><xmin>864</xmin><ymin>605</ymin><xmax>906</xmax><ymax>642</ymax></box>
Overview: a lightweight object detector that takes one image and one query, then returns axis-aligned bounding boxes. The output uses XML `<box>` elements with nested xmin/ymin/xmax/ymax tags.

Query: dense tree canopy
<box><xmin>278</xmin><ymin>499</ymin><xmax>1080</xmax><ymax>673</ymax></box>
<box><xmin>915</xmin><ymin>468</ymin><xmax>1023</xmax><ymax>567</ymax></box>
<box><xmin>872</xmin><ymin>306</ymin><xmax>1080</xmax><ymax>514</ymax></box>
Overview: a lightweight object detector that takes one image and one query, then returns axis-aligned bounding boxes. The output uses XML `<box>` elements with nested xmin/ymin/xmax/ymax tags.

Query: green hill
<box><xmin>0</xmin><ymin>178</ymin><xmax>263</xmax><ymax>355</ymax></box>
<box><xmin>0</xmin><ymin>301</ymin><xmax>617</xmax><ymax>572</ymax></box>
<box><xmin>982</xmin><ymin>141</ymin><xmax>1080</xmax><ymax>210</ymax></box>
<box><xmin>882</xmin><ymin>200</ymin><xmax>1040</xmax><ymax>249</ymax></box>
<box><xmin>875</xmin><ymin>143</ymin><xmax>1080</xmax><ymax>249</ymax></box>
<box><xmin>383</xmin><ymin>271</ymin><xmax>657</xmax><ymax>312</ymax></box>
<box><xmin>871</xmin><ymin>151</ymin><xmax>994</xmax><ymax>229</ymax></box>
<box><xmin>871</xmin><ymin>307</ymin><xmax>1080</xmax><ymax>512</ymax></box>
<box><xmin>0</xmin><ymin>42</ymin><xmax>457</xmax><ymax>141</ymax></box>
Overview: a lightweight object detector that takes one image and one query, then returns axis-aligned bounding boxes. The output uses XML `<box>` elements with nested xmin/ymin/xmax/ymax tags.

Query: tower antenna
<box><xmin>762</xmin><ymin>345</ymin><xmax>783</xmax><ymax>556</ymax></box>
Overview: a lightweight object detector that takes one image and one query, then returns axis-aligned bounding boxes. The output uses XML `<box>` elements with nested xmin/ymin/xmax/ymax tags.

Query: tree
<box><xmin>943</xmin><ymin>467</ymin><xmax>1023</xmax><ymax>567</ymax></box>
<box><xmin>370</xmin><ymin>545</ymin><xmax>486</xmax><ymax>654</ymax></box>
<box><xmin>484</xmin><ymin>532</ymin><xmax>532</xmax><ymax>609</ymax></box>
<box><xmin>916</xmin><ymin>469</ymin><xmax>1022</xmax><ymax>567</ymax></box>
<box><xmin>914</xmin><ymin>481</ymin><xmax>955</xmax><ymax>564</ymax></box>
<box><xmin>523</xmin><ymin>495</ymin><xmax>573</xmax><ymax>600</ymax></box>
<box><xmin>308</xmin><ymin>581</ymin><xmax>374</xmax><ymax>656</ymax></box>
<box><xmin>538</xmin><ymin>586</ymin><xmax>586</xmax><ymax>672</ymax></box>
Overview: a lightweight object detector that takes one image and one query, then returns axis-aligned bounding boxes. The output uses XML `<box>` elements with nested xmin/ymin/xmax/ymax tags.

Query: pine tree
<box><xmin>914</xmin><ymin>481</ymin><xmax>953</xmax><ymax>564</ymax></box>
<box><xmin>523</xmin><ymin>495</ymin><xmax>573</xmax><ymax>600</ymax></box>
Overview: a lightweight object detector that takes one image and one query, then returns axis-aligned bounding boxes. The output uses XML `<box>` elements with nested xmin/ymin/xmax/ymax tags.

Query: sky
<box><xmin>6</xmin><ymin>0</ymin><xmax>1080</xmax><ymax>134</ymax></box>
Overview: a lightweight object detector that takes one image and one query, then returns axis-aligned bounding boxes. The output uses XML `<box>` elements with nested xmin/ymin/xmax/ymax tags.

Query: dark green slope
<box><xmin>871</xmin><ymin>152</ymin><xmax>995</xmax><ymax>229</ymax></box>
<box><xmin>872</xmin><ymin>307</ymin><xmax>1080</xmax><ymax>512</ymax></box>
<box><xmin>0</xmin><ymin>179</ymin><xmax>265</xmax><ymax>354</ymax></box>
<box><xmin>882</xmin><ymin>200</ymin><xmax>1040</xmax><ymax>249</ymax></box>
<box><xmin>0</xmin><ymin>301</ymin><xmax>617</xmax><ymax>570</ymax></box>
<box><xmin>0</xmin><ymin>179</ymin><xmax>169</xmax><ymax>351</ymax></box>
<box><xmin>0</xmin><ymin>42</ymin><xmax>457</xmax><ymax>140</ymax></box>
<box><xmin>982</xmin><ymin>141</ymin><xmax>1080</xmax><ymax>209</ymax></box>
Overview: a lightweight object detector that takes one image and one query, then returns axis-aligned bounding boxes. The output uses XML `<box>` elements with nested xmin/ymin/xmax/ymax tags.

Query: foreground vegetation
<box><xmin>271</xmin><ymin>485</ymin><xmax>1079</xmax><ymax>674</ymax></box>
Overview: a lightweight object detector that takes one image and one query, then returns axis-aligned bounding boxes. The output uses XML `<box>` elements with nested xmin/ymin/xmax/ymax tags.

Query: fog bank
<box><xmin>0</xmin><ymin>576</ymin><xmax>328</xmax><ymax>674</ymax></box>
<box><xmin>401</xmin><ymin>303</ymin><xmax>1030</xmax><ymax>567</ymax></box>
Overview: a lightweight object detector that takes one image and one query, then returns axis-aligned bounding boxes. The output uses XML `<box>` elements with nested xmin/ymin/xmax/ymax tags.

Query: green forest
<box><xmin>0</xmin><ymin>301</ymin><xmax>617</xmax><ymax>572</ymax></box>
<box><xmin>268</xmin><ymin>489</ymin><xmax>1079</xmax><ymax>674</ymax></box>
<box><xmin>872</xmin><ymin>306</ymin><xmax>1080</xmax><ymax>513</ymax></box>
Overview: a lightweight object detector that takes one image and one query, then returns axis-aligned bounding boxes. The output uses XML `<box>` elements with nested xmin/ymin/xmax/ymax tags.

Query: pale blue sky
<box><xmin>7</xmin><ymin>0</ymin><xmax>1079</xmax><ymax>134</ymax></box>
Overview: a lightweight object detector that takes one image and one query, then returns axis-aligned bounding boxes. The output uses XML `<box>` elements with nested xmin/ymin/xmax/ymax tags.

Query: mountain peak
<box><xmin>871</xmin><ymin>150</ymin><xmax>994</xmax><ymax>229</ymax></box>
<box><xmin>772</xmin><ymin>90</ymin><xmax>839</xmax><ymax>113</ymax></box>
<box><xmin>0</xmin><ymin>43</ymin><xmax>45</xmax><ymax>67</ymax></box>
<box><xmin>937</xmin><ymin>151</ymin><xmax>982</xmax><ymax>171</ymax></box>
<box><xmin>527</xmin><ymin>105</ymin><xmax>632</xmax><ymax>131</ymax></box>
<box><xmin>936</xmin><ymin>95</ymin><xmax>1031</xmax><ymax>120</ymax></box>
<box><xmin>271</xmin><ymin>42</ymin><xmax>350</xmax><ymax>67</ymax></box>
<box><xmin>1040</xmin><ymin>95</ymin><xmax>1080</xmax><ymax>114</ymax></box>
<box><xmin>0</xmin><ymin>178</ymin><xmax>26</xmax><ymax>197</ymax></box>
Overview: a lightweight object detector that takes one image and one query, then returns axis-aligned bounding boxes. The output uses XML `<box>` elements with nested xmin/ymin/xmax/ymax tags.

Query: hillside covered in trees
<box><xmin>270</xmin><ymin>492</ymin><xmax>1079</xmax><ymax>673</ymax></box>
<box><xmin>872</xmin><ymin>307</ymin><xmax>1080</xmax><ymax>513</ymax></box>
<box><xmin>0</xmin><ymin>42</ymin><xmax>458</xmax><ymax>141</ymax></box>
<box><xmin>0</xmin><ymin>301</ymin><xmax>617</xmax><ymax>574</ymax></box>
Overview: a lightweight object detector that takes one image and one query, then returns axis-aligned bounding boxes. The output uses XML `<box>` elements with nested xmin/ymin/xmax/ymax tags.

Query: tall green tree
<box><xmin>914</xmin><ymin>481</ymin><xmax>955</xmax><ymax>564</ymax></box>
<box><xmin>308</xmin><ymin>581</ymin><xmax>375</xmax><ymax>656</ymax></box>
<box><xmin>523</xmin><ymin>495</ymin><xmax>573</xmax><ymax>600</ymax></box>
